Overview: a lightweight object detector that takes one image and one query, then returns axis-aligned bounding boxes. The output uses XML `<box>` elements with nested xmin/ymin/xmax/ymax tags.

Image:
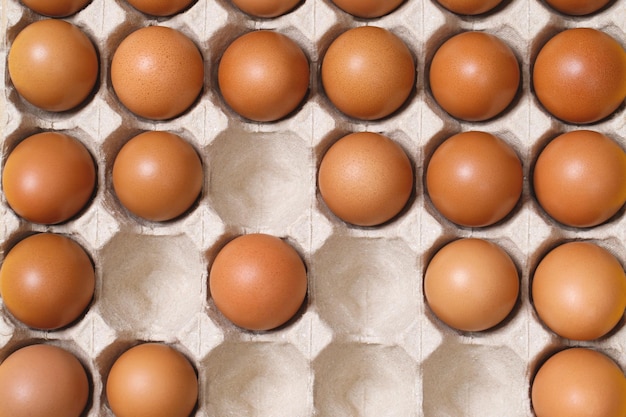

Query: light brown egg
<box><xmin>0</xmin><ymin>344</ymin><xmax>90</xmax><ymax>417</ymax></box>
<box><xmin>2</xmin><ymin>132</ymin><xmax>96</xmax><ymax>225</ymax></box>
<box><xmin>424</xmin><ymin>238</ymin><xmax>519</xmax><ymax>332</ymax></box>
<box><xmin>321</xmin><ymin>26</ymin><xmax>415</xmax><ymax>120</ymax></box>
<box><xmin>329</xmin><ymin>0</ymin><xmax>405</xmax><ymax>18</ymax></box>
<box><xmin>426</xmin><ymin>131</ymin><xmax>523</xmax><ymax>227</ymax></box>
<box><xmin>112</xmin><ymin>131</ymin><xmax>203</xmax><ymax>222</ymax></box>
<box><xmin>111</xmin><ymin>26</ymin><xmax>204</xmax><ymax>120</ymax></box>
<box><xmin>20</xmin><ymin>0</ymin><xmax>91</xmax><ymax>16</ymax></box>
<box><xmin>218</xmin><ymin>30</ymin><xmax>309</xmax><ymax>122</ymax></box>
<box><xmin>8</xmin><ymin>19</ymin><xmax>98</xmax><ymax>112</ymax></box>
<box><xmin>230</xmin><ymin>0</ymin><xmax>301</xmax><ymax>17</ymax></box>
<box><xmin>318</xmin><ymin>132</ymin><xmax>414</xmax><ymax>227</ymax></box>
<box><xmin>0</xmin><ymin>233</ymin><xmax>95</xmax><ymax>330</ymax></box>
<box><xmin>125</xmin><ymin>0</ymin><xmax>194</xmax><ymax>16</ymax></box>
<box><xmin>434</xmin><ymin>0</ymin><xmax>503</xmax><ymax>15</ymax></box>
<box><xmin>533</xmin><ymin>130</ymin><xmax>626</xmax><ymax>228</ymax></box>
<box><xmin>106</xmin><ymin>343</ymin><xmax>198</xmax><ymax>417</ymax></box>
<box><xmin>532</xmin><ymin>348</ymin><xmax>626</xmax><ymax>417</ymax></box>
<box><xmin>533</xmin><ymin>28</ymin><xmax>626</xmax><ymax>124</ymax></box>
<box><xmin>209</xmin><ymin>233</ymin><xmax>307</xmax><ymax>331</ymax></box>
<box><xmin>532</xmin><ymin>241</ymin><xmax>626</xmax><ymax>341</ymax></box>
<box><xmin>543</xmin><ymin>0</ymin><xmax>611</xmax><ymax>15</ymax></box>
<box><xmin>429</xmin><ymin>31</ymin><xmax>520</xmax><ymax>122</ymax></box>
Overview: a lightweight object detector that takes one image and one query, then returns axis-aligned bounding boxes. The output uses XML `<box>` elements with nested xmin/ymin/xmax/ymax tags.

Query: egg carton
<box><xmin>0</xmin><ymin>0</ymin><xmax>625</xmax><ymax>416</ymax></box>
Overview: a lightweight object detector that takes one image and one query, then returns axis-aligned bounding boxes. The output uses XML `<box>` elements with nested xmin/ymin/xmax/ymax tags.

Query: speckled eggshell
<box><xmin>532</xmin><ymin>130</ymin><xmax>626</xmax><ymax>228</ymax></box>
<box><xmin>217</xmin><ymin>30</ymin><xmax>310</xmax><ymax>122</ymax></box>
<box><xmin>111</xmin><ymin>26</ymin><xmax>204</xmax><ymax>121</ymax></box>
<box><xmin>209</xmin><ymin>234</ymin><xmax>308</xmax><ymax>331</ymax></box>
<box><xmin>2</xmin><ymin>132</ymin><xmax>96</xmax><ymax>225</ymax></box>
<box><xmin>0</xmin><ymin>344</ymin><xmax>90</xmax><ymax>417</ymax></box>
<box><xmin>230</xmin><ymin>0</ymin><xmax>301</xmax><ymax>17</ymax></box>
<box><xmin>0</xmin><ymin>233</ymin><xmax>95</xmax><ymax>330</ymax></box>
<box><xmin>429</xmin><ymin>31</ymin><xmax>520</xmax><ymax>122</ymax></box>
<box><xmin>318</xmin><ymin>131</ymin><xmax>414</xmax><ymax>227</ymax></box>
<box><xmin>426</xmin><ymin>131</ymin><xmax>523</xmax><ymax>227</ymax></box>
<box><xmin>329</xmin><ymin>0</ymin><xmax>405</xmax><ymax>18</ymax></box>
<box><xmin>321</xmin><ymin>26</ymin><xmax>415</xmax><ymax>120</ymax></box>
<box><xmin>20</xmin><ymin>0</ymin><xmax>92</xmax><ymax>16</ymax></box>
<box><xmin>532</xmin><ymin>28</ymin><xmax>626</xmax><ymax>124</ymax></box>
<box><xmin>8</xmin><ymin>19</ymin><xmax>98</xmax><ymax>112</ymax></box>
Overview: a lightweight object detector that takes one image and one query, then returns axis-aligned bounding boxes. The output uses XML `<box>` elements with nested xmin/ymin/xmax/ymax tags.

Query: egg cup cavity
<box><xmin>423</xmin><ymin>343</ymin><xmax>528</xmax><ymax>417</ymax></box>
<box><xmin>313</xmin><ymin>342</ymin><xmax>419</xmax><ymax>417</ymax></box>
<box><xmin>312</xmin><ymin>234</ymin><xmax>420</xmax><ymax>337</ymax></box>
<box><xmin>203</xmin><ymin>341</ymin><xmax>310</xmax><ymax>415</ymax></box>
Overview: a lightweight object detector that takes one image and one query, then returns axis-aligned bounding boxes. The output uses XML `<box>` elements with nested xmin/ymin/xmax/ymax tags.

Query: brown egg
<box><xmin>106</xmin><ymin>343</ymin><xmax>198</xmax><ymax>417</ymax></box>
<box><xmin>543</xmin><ymin>0</ymin><xmax>611</xmax><ymax>15</ymax></box>
<box><xmin>2</xmin><ymin>132</ymin><xmax>96</xmax><ymax>225</ymax></box>
<box><xmin>533</xmin><ymin>28</ymin><xmax>626</xmax><ymax>124</ymax></box>
<box><xmin>429</xmin><ymin>31</ymin><xmax>520</xmax><ymax>122</ymax></box>
<box><xmin>321</xmin><ymin>26</ymin><xmax>415</xmax><ymax>120</ymax></box>
<box><xmin>532</xmin><ymin>241</ymin><xmax>626</xmax><ymax>341</ymax></box>
<box><xmin>434</xmin><ymin>0</ymin><xmax>503</xmax><ymax>15</ymax></box>
<box><xmin>532</xmin><ymin>348</ymin><xmax>626</xmax><ymax>417</ymax></box>
<box><xmin>230</xmin><ymin>0</ymin><xmax>301</xmax><ymax>17</ymax></box>
<box><xmin>426</xmin><ymin>131</ymin><xmax>523</xmax><ymax>227</ymax></box>
<box><xmin>218</xmin><ymin>30</ymin><xmax>309</xmax><ymax>122</ymax></box>
<box><xmin>8</xmin><ymin>19</ymin><xmax>98</xmax><ymax>112</ymax></box>
<box><xmin>0</xmin><ymin>344</ymin><xmax>89</xmax><ymax>417</ymax></box>
<box><xmin>20</xmin><ymin>0</ymin><xmax>91</xmax><ymax>16</ymax></box>
<box><xmin>209</xmin><ymin>233</ymin><xmax>307</xmax><ymax>331</ymax></box>
<box><xmin>533</xmin><ymin>130</ymin><xmax>626</xmax><ymax>228</ymax></box>
<box><xmin>112</xmin><ymin>131</ymin><xmax>203</xmax><ymax>222</ymax></box>
<box><xmin>0</xmin><ymin>233</ymin><xmax>95</xmax><ymax>330</ymax></box>
<box><xmin>424</xmin><ymin>238</ymin><xmax>519</xmax><ymax>332</ymax></box>
<box><xmin>329</xmin><ymin>0</ymin><xmax>405</xmax><ymax>18</ymax></box>
<box><xmin>125</xmin><ymin>0</ymin><xmax>194</xmax><ymax>15</ymax></box>
<box><xmin>111</xmin><ymin>26</ymin><xmax>204</xmax><ymax>120</ymax></box>
<box><xmin>318</xmin><ymin>132</ymin><xmax>414</xmax><ymax>227</ymax></box>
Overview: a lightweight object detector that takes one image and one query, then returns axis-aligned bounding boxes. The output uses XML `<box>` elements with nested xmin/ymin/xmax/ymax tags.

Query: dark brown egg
<box><xmin>533</xmin><ymin>28</ymin><xmax>626</xmax><ymax>124</ymax></box>
<box><xmin>218</xmin><ymin>30</ymin><xmax>309</xmax><ymax>122</ymax></box>
<box><xmin>532</xmin><ymin>241</ymin><xmax>626</xmax><ymax>341</ymax></box>
<box><xmin>0</xmin><ymin>344</ymin><xmax>89</xmax><ymax>417</ymax></box>
<box><xmin>321</xmin><ymin>26</ymin><xmax>415</xmax><ymax>120</ymax></box>
<box><xmin>112</xmin><ymin>131</ymin><xmax>203</xmax><ymax>222</ymax></box>
<box><xmin>424</xmin><ymin>238</ymin><xmax>520</xmax><ymax>332</ymax></box>
<box><xmin>230</xmin><ymin>0</ymin><xmax>301</xmax><ymax>17</ymax></box>
<box><xmin>8</xmin><ymin>19</ymin><xmax>98</xmax><ymax>112</ymax></box>
<box><xmin>209</xmin><ymin>234</ymin><xmax>307</xmax><ymax>331</ymax></box>
<box><xmin>106</xmin><ymin>343</ymin><xmax>198</xmax><ymax>417</ymax></box>
<box><xmin>125</xmin><ymin>0</ymin><xmax>194</xmax><ymax>15</ymax></box>
<box><xmin>429</xmin><ymin>31</ymin><xmax>520</xmax><ymax>122</ymax></box>
<box><xmin>426</xmin><ymin>131</ymin><xmax>523</xmax><ymax>227</ymax></box>
<box><xmin>111</xmin><ymin>26</ymin><xmax>204</xmax><ymax>120</ymax></box>
<box><xmin>533</xmin><ymin>130</ymin><xmax>626</xmax><ymax>228</ymax></box>
<box><xmin>20</xmin><ymin>0</ymin><xmax>91</xmax><ymax>16</ymax></box>
<box><xmin>329</xmin><ymin>0</ymin><xmax>405</xmax><ymax>18</ymax></box>
<box><xmin>2</xmin><ymin>132</ymin><xmax>96</xmax><ymax>225</ymax></box>
<box><xmin>318</xmin><ymin>132</ymin><xmax>414</xmax><ymax>227</ymax></box>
